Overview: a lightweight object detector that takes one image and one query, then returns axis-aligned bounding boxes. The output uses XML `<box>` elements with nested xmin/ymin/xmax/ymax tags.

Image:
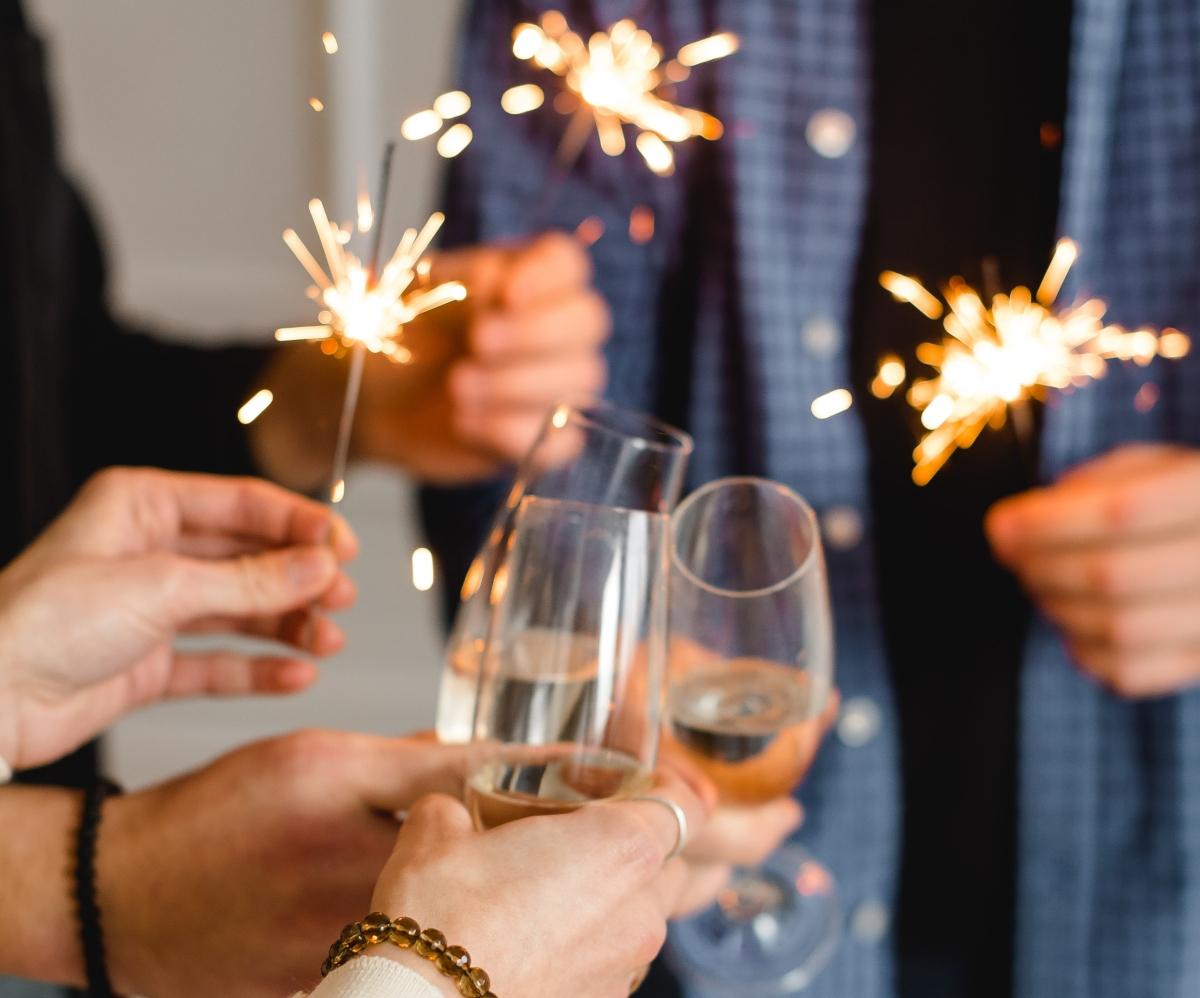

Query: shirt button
<box><xmin>806</xmin><ymin>109</ymin><xmax>857</xmax><ymax>158</ymax></box>
<box><xmin>1039</xmin><ymin>121</ymin><xmax>1063</xmax><ymax>149</ymax></box>
<box><xmin>850</xmin><ymin>900</ymin><xmax>890</xmax><ymax>943</ymax></box>
<box><xmin>822</xmin><ymin>505</ymin><xmax>863</xmax><ymax>550</ymax></box>
<box><xmin>838</xmin><ymin>697</ymin><xmax>881</xmax><ymax>748</ymax></box>
<box><xmin>802</xmin><ymin>316</ymin><xmax>842</xmax><ymax>358</ymax></box>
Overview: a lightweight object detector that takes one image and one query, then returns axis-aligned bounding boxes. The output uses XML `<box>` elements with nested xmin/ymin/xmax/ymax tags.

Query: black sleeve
<box><xmin>62</xmin><ymin>180</ymin><xmax>271</xmax><ymax>480</ymax></box>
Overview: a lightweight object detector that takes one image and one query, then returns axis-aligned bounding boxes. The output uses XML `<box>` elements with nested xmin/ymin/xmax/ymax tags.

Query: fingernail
<box><xmin>329</xmin><ymin>515</ymin><xmax>357</xmax><ymax>559</ymax></box>
<box><xmin>287</xmin><ymin>546</ymin><xmax>335</xmax><ymax>588</ymax></box>
<box><xmin>984</xmin><ymin>507</ymin><xmax>1015</xmax><ymax>554</ymax></box>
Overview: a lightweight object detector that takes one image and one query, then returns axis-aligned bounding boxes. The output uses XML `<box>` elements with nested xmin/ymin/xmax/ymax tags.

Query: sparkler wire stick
<box><xmin>528</xmin><ymin>107</ymin><xmax>596</xmax><ymax>232</ymax></box>
<box><xmin>326</xmin><ymin>141</ymin><xmax>397</xmax><ymax>506</ymax></box>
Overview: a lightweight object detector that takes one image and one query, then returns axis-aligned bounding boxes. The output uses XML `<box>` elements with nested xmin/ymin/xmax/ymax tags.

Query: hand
<box><xmin>987</xmin><ymin>444</ymin><xmax>1200</xmax><ymax>698</ymax></box>
<box><xmin>95</xmin><ymin>732</ymin><xmax>476</xmax><ymax>998</ymax></box>
<box><xmin>253</xmin><ymin>232</ymin><xmax>610</xmax><ymax>489</ymax></box>
<box><xmin>0</xmin><ymin>467</ymin><xmax>358</xmax><ymax>770</ymax></box>
<box><xmin>364</xmin><ymin>776</ymin><xmax>708</xmax><ymax>998</ymax></box>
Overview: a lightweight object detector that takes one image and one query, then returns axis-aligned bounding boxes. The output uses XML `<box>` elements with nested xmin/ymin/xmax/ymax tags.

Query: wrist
<box><xmin>95</xmin><ymin>789</ymin><xmax>160</xmax><ymax>996</ymax></box>
<box><xmin>0</xmin><ymin>786</ymin><xmax>86</xmax><ymax>986</ymax></box>
<box><xmin>0</xmin><ymin>621</ymin><xmax>22</xmax><ymax>772</ymax></box>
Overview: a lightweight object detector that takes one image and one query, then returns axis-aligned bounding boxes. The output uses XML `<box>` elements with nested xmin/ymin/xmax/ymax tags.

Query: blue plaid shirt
<box><xmin>435</xmin><ymin>1</ymin><xmax>1200</xmax><ymax>995</ymax></box>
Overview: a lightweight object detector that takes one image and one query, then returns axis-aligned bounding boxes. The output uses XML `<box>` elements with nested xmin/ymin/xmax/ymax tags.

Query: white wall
<box><xmin>27</xmin><ymin>0</ymin><xmax>466</xmax><ymax>788</ymax></box>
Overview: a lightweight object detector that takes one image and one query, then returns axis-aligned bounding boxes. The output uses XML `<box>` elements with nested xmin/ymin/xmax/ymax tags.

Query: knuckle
<box><xmin>544</xmin><ymin>230</ymin><xmax>590</xmax><ymax>274</ymax></box>
<box><xmin>87</xmin><ymin>465</ymin><xmax>132</xmax><ymax>494</ymax></box>
<box><xmin>1105</xmin><ymin>662</ymin><xmax>1146</xmax><ymax>699</ymax></box>
<box><xmin>585</xmin><ymin>292</ymin><xmax>612</xmax><ymax>337</ymax></box>
<box><xmin>235</xmin><ymin>552</ymin><xmax>279</xmax><ymax>611</ymax></box>
<box><xmin>1085</xmin><ymin>555</ymin><xmax>1122</xmax><ymax>598</ymax></box>
<box><xmin>493</xmin><ymin>417</ymin><xmax>539</xmax><ymax>460</ymax></box>
<box><xmin>1102</xmin><ymin>492</ymin><xmax>1137</xmax><ymax>534</ymax></box>
<box><xmin>273</xmin><ymin>728</ymin><xmax>338</xmax><ymax>776</ymax></box>
<box><xmin>630</xmin><ymin>905</ymin><xmax>668</xmax><ymax>964</ymax></box>
<box><xmin>621</xmin><ymin>824</ymin><xmax>664</xmax><ymax>880</ymax></box>
<box><xmin>449</xmin><ymin>365</ymin><xmax>485</xmax><ymax>406</ymax></box>
<box><xmin>406</xmin><ymin>793</ymin><xmax>457</xmax><ymax>826</ymax></box>
<box><xmin>582</xmin><ymin>804</ymin><xmax>659</xmax><ymax>874</ymax></box>
<box><xmin>84</xmin><ymin>466</ymin><xmax>152</xmax><ymax>508</ymax></box>
<box><xmin>1102</xmin><ymin>610</ymin><xmax>1144</xmax><ymax>649</ymax></box>
<box><xmin>583</xmin><ymin>356</ymin><xmax>608</xmax><ymax>394</ymax></box>
<box><xmin>146</xmin><ymin>552</ymin><xmax>189</xmax><ymax>606</ymax></box>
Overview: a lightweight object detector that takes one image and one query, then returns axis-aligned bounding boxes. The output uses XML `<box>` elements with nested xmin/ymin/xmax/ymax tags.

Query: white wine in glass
<box><xmin>667</xmin><ymin>656</ymin><xmax>827</xmax><ymax>804</ymax></box>
<box><xmin>665</xmin><ymin>477</ymin><xmax>839</xmax><ymax>996</ymax></box>
<box><xmin>465</xmin><ymin>495</ymin><xmax>669</xmax><ymax>830</ymax></box>
<box><xmin>436</xmin><ymin>401</ymin><xmax>692</xmax><ymax>743</ymax></box>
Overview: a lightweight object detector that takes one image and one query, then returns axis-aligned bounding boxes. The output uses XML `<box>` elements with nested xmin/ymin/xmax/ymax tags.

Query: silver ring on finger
<box><xmin>632</xmin><ymin>794</ymin><xmax>689</xmax><ymax>862</ymax></box>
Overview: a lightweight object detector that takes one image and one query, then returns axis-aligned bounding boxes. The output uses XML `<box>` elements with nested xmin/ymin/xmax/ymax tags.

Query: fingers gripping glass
<box><xmin>665</xmin><ymin>478</ymin><xmax>840</xmax><ymax>995</ymax></box>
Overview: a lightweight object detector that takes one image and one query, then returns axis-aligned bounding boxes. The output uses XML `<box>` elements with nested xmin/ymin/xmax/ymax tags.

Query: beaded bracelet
<box><xmin>74</xmin><ymin>779</ymin><xmax>123</xmax><ymax>998</ymax></box>
<box><xmin>322</xmin><ymin>913</ymin><xmax>497</xmax><ymax>998</ymax></box>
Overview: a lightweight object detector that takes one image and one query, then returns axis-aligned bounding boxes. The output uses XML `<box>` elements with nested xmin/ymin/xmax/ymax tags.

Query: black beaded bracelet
<box><xmin>73</xmin><ymin>779</ymin><xmax>122</xmax><ymax>998</ymax></box>
<box><xmin>322</xmin><ymin>913</ymin><xmax>497</xmax><ymax>997</ymax></box>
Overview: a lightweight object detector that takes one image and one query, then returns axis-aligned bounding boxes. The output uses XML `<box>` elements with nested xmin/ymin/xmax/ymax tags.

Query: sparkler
<box><xmin>401</xmin><ymin>90</ymin><xmax>475</xmax><ymax>159</ymax></box>
<box><xmin>274</xmin><ymin>147</ymin><xmax>467</xmax><ymax>503</ymax></box>
<box><xmin>501</xmin><ymin>11</ymin><xmax>738</xmax><ymax>180</ymax></box>
<box><xmin>881</xmin><ymin>239</ymin><xmax>1193</xmax><ymax>486</ymax></box>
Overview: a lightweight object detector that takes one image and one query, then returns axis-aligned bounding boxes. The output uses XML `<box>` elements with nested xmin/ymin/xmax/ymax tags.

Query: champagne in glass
<box><xmin>436</xmin><ymin>401</ymin><xmax>692</xmax><ymax>743</ymax></box>
<box><xmin>465</xmin><ymin>495</ymin><xmax>668</xmax><ymax>830</ymax></box>
<box><xmin>665</xmin><ymin>477</ymin><xmax>838</xmax><ymax>997</ymax></box>
<box><xmin>667</xmin><ymin>657</ymin><xmax>826</xmax><ymax>804</ymax></box>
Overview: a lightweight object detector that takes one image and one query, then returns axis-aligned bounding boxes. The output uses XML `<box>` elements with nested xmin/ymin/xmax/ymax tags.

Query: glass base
<box><xmin>667</xmin><ymin>845</ymin><xmax>840</xmax><ymax>996</ymax></box>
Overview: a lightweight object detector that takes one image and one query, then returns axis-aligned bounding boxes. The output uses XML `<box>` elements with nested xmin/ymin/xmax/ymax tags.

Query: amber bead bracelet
<box><xmin>321</xmin><ymin>913</ymin><xmax>498</xmax><ymax>998</ymax></box>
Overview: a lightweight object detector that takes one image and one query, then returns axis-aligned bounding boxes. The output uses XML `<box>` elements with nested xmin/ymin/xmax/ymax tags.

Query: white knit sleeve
<box><xmin>294</xmin><ymin>956</ymin><xmax>443</xmax><ymax>998</ymax></box>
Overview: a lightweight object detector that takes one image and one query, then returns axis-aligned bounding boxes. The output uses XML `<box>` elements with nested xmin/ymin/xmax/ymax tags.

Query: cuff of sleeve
<box><xmin>299</xmin><ymin>955</ymin><xmax>444</xmax><ymax>998</ymax></box>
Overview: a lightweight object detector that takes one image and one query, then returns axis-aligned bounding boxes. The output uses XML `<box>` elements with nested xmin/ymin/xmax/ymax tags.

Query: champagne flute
<box><xmin>664</xmin><ymin>477</ymin><xmax>839</xmax><ymax>996</ymax></box>
<box><xmin>437</xmin><ymin>400</ymin><xmax>692</xmax><ymax>743</ymax></box>
<box><xmin>464</xmin><ymin>494</ymin><xmax>669</xmax><ymax>829</ymax></box>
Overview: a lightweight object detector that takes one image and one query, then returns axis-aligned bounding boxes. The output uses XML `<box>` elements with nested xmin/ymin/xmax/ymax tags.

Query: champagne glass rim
<box><xmin>549</xmin><ymin>398</ymin><xmax>695</xmax><ymax>455</ymax></box>
<box><xmin>670</xmin><ymin>476</ymin><xmax>822</xmax><ymax>599</ymax></box>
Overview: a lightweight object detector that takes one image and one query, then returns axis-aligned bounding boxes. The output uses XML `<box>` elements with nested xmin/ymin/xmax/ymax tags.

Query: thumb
<box><xmin>430</xmin><ymin>244</ymin><xmax>511</xmax><ymax>307</ymax></box>
<box><xmin>371</xmin><ymin>794</ymin><xmax>475</xmax><ymax>914</ymax></box>
<box><xmin>393</xmin><ymin>794</ymin><xmax>475</xmax><ymax>861</ymax></box>
<box><xmin>171</xmin><ymin>545</ymin><xmax>339</xmax><ymax>622</ymax></box>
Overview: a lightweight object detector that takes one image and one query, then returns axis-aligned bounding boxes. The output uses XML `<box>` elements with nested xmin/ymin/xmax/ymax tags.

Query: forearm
<box><xmin>0</xmin><ymin>786</ymin><xmax>86</xmax><ymax>987</ymax></box>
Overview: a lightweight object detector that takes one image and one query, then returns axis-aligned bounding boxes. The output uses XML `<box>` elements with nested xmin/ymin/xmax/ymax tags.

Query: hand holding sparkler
<box><xmin>273</xmin><ymin>185</ymin><xmax>467</xmax><ymax>503</ymax></box>
<box><xmin>987</xmin><ymin>444</ymin><xmax>1200</xmax><ymax>699</ymax></box>
<box><xmin>250</xmin><ymin>231</ymin><xmax>609</xmax><ymax>490</ymax></box>
<box><xmin>352</xmin><ymin>231</ymin><xmax>610</xmax><ymax>483</ymax></box>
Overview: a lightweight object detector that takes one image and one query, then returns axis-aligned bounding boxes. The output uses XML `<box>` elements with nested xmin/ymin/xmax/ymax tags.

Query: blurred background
<box><xmin>27</xmin><ymin>0</ymin><xmax>467</xmax><ymax>789</ymax></box>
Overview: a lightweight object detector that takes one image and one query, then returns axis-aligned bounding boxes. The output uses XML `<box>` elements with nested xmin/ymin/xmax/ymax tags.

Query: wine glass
<box><xmin>436</xmin><ymin>400</ymin><xmax>693</xmax><ymax>743</ymax></box>
<box><xmin>664</xmin><ymin>477</ymin><xmax>839</xmax><ymax>995</ymax></box>
<box><xmin>464</xmin><ymin>494</ymin><xmax>669</xmax><ymax>829</ymax></box>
